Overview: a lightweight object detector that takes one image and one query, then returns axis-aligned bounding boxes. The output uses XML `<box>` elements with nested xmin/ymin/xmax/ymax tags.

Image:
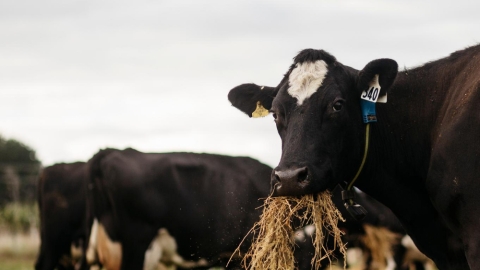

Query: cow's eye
<box><xmin>333</xmin><ymin>100</ymin><xmax>344</xmax><ymax>111</ymax></box>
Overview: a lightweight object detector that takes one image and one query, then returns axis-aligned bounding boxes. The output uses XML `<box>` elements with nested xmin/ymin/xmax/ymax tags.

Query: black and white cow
<box><xmin>86</xmin><ymin>148</ymin><xmax>273</xmax><ymax>270</ymax></box>
<box><xmin>228</xmin><ymin>45</ymin><xmax>480</xmax><ymax>268</ymax></box>
<box><xmin>35</xmin><ymin>162</ymin><xmax>90</xmax><ymax>270</ymax></box>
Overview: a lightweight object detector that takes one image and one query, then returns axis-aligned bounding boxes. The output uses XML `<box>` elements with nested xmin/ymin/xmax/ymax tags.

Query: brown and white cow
<box><xmin>228</xmin><ymin>45</ymin><xmax>480</xmax><ymax>269</ymax></box>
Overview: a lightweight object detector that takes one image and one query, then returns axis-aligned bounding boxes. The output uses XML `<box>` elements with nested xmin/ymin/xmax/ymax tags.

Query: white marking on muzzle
<box><xmin>288</xmin><ymin>60</ymin><xmax>328</xmax><ymax>105</ymax></box>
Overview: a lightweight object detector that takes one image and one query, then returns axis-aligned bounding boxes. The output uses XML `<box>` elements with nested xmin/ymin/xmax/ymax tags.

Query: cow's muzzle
<box><xmin>271</xmin><ymin>166</ymin><xmax>311</xmax><ymax>196</ymax></box>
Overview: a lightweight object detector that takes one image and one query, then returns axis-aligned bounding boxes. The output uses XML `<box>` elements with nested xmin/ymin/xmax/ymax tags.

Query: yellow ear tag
<box><xmin>252</xmin><ymin>101</ymin><xmax>269</xmax><ymax>118</ymax></box>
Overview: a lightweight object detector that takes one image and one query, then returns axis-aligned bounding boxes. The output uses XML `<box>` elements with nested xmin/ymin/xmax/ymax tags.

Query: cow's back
<box><xmin>431</xmin><ymin>46</ymin><xmax>480</xmax><ymax>135</ymax></box>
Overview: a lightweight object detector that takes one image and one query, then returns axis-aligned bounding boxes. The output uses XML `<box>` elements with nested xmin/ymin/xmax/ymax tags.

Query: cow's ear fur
<box><xmin>357</xmin><ymin>59</ymin><xmax>398</xmax><ymax>95</ymax></box>
<box><xmin>228</xmin><ymin>83</ymin><xmax>277</xmax><ymax>118</ymax></box>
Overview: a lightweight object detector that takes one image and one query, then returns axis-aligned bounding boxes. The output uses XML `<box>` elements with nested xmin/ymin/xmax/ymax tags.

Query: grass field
<box><xmin>0</xmin><ymin>254</ymin><xmax>36</xmax><ymax>270</ymax></box>
<box><xmin>0</xmin><ymin>229</ymin><xmax>39</xmax><ymax>270</ymax></box>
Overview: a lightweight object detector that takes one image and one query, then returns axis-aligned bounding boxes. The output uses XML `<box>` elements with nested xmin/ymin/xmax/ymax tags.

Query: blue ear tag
<box><xmin>361</xmin><ymin>99</ymin><xmax>377</xmax><ymax>123</ymax></box>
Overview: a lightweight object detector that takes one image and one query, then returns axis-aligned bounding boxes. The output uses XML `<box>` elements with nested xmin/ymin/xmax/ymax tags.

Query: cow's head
<box><xmin>228</xmin><ymin>49</ymin><xmax>397</xmax><ymax>196</ymax></box>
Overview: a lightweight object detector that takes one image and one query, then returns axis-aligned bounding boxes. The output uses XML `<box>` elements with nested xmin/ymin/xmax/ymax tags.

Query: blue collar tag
<box><xmin>361</xmin><ymin>99</ymin><xmax>377</xmax><ymax>123</ymax></box>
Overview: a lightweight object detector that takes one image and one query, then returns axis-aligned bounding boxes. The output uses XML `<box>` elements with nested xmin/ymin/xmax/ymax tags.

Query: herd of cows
<box><xmin>35</xmin><ymin>44</ymin><xmax>480</xmax><ymax>270</ymax></box>
<box><xmin>35</xmin><ymin>148</ymin><xmax>431</xmax><ymax>270</ymax></box>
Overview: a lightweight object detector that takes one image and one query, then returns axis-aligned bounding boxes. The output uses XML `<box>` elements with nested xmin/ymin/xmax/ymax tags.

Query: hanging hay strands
<box><xmin>235</xmin><ymin>191</ymin><xmax>347</xmax><ymax>270</ymax></box>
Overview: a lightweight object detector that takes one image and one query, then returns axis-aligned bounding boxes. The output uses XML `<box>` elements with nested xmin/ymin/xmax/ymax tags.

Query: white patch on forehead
<box><xmin>288</xmin><ymin>60</ymin><xmax>328</xmax><ymax>105</ymax></box>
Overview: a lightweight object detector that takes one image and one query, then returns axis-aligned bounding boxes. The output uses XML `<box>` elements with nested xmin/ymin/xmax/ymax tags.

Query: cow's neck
<box><xmin>345</xmin><ymin>46</ymin><xmax>480</xmax><ymax>266</ymax></box>
<box><xmin>355</xmin><ymin>54</ymin><xmax>461</xmax><ymax>218</ymax></box>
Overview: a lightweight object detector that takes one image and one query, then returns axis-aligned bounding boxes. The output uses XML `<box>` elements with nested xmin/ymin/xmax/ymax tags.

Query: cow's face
<box><xmin>228</xmin><ymin>49</ymin><xmax>397</xmax><ymax>196</ymax></box>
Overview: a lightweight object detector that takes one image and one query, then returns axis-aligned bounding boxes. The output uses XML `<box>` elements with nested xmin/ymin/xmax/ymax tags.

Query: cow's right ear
<box><xmin>228</xmin><ymin>83</ymin><xmax>277</xmax><ymax>118</ymax></box>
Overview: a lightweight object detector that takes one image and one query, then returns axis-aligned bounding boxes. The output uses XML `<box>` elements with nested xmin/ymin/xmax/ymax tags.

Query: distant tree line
<box><xmin>0</xmin><ymin>135</ymin><xmax>41</xmax><ymax>205</ymax></box>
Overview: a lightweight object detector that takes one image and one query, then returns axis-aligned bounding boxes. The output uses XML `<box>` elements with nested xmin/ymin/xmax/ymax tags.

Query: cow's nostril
<box><xmin>273</xmin><ymin>171</ymin><xmax>282</xmax><ymax>183</ymax></box>
<box><xmin>297</xmin><ymin>167</ymin><xmax>308</xmax><ymax>183</ymax></box>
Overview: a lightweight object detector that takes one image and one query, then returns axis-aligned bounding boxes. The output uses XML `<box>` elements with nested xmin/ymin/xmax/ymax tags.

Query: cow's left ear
<box><xmin>228</xmin><ymin>83</ymin><xmax>277</xmax><ymax>118</ymax></box>
<box><xmin>357</xmin><ymin>59</ymin><xmax>398</xmax><ymax>97</ymax></box>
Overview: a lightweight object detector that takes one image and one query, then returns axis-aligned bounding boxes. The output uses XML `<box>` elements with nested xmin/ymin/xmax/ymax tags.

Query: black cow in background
<box><xmin>86</xmin><ymin>148</ymin><xmax>273</xmax><ymax>270</ymax></box>
<box><xmin>35</xmin><ymin>162</ymin><xmax>90</xmax><ymax>270</ymax></box>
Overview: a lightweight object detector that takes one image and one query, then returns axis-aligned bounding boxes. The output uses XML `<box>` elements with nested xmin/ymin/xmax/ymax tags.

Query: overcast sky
<box><xmin>1</xmin><ymin>0</ymin><xmax>479</xmax><ymax>167</ymax></box>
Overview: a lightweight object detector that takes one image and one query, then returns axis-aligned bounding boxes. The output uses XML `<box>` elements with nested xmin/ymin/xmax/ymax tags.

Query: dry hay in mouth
<box><xmin>234</xmin><ymin>191</ymin><xmax>347</xmax><ymax>270</ymax></box>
